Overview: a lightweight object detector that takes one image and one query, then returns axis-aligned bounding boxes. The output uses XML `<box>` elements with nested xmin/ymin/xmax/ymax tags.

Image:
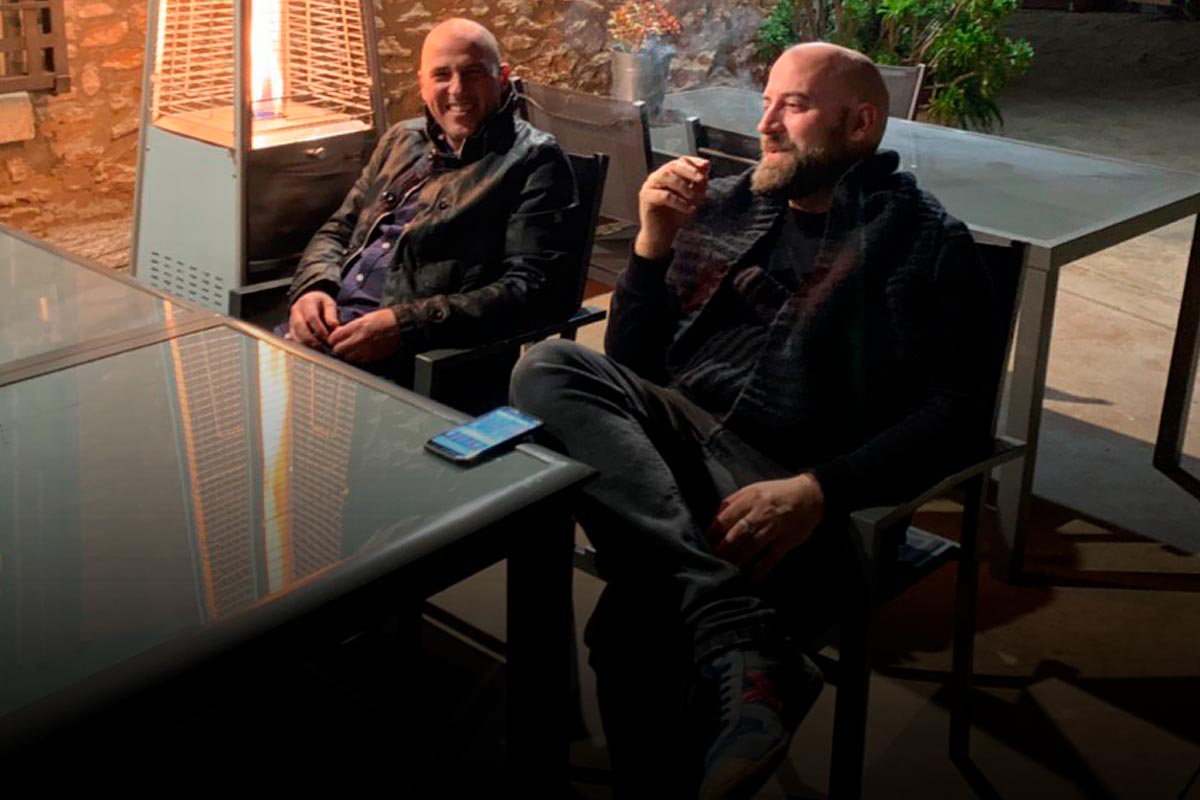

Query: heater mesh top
<box><xmin>152</xmin><ymin>0</ymin><xmax>374</xmax><ymax>146</ymax></box>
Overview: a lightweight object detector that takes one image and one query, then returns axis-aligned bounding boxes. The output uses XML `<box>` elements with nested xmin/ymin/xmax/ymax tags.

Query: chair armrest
<box><xmin>229</xmin><ymin>276</ymin><xmax>294</xmax><ymax>327</ymax></box>
<box><xmin>847</xmin><ymin>436</ymin><xmax>1027</xmax><ymax>559</ymax></box>
<box><xmin>413</xmin><ymin>306</ymin><xmax>607</xmax><ymax>395</ymax></box>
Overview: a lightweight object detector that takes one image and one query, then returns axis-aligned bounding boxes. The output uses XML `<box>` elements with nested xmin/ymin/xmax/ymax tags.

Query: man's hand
<box><xmin>289</xmin><ymin>291</ymin><xmax>340</xmax><ymax>349</ymax></box>
<box><xmin>634</xmin><ymin>156</ymin><xmax>710</xmax><ymax>261</ymax></box>
<box><xmin>327</xmin><ymin>308</ymin><xmax>402</xmax><ymax>363</ymax></box>
<box><xmin>707</xmin><ymin>473</ymin><xmax>825</xmax><ymax>584</ymax></box>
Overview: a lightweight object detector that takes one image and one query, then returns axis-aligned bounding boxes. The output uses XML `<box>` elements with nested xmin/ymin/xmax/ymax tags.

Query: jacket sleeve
<box><xmin>810</xmin><ymin>223</ymin><xmax>1001</xmax><ymax>516</ymax></box>
<box><xmin>603</xmin><ymin>249</ymin><xmax>681</xmax><ymax>384</ymax></box>
<box><xmin>287</xmin><ymin>124</ymin><xmax>408</xmax><ymax>305</ymax></box>
<box><xmin>385</xmin><ymin>143</ymin><xmax>578</xmax><ymax>351</ymax></box>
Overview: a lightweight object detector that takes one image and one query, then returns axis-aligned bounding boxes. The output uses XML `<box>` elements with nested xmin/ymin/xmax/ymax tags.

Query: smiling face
<box><xmin>418</xmin><ymin>20</ymin><xmax>510</xmax><ymax>152</ymax></box>
<box><xmin>752</xmin><ymin>43</ymin><xmax>886</xmax><ymax>198</ymax></box>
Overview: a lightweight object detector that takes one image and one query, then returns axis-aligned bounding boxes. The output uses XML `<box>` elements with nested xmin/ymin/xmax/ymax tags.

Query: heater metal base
<box><xmin>134</xmin><ymin>124</ymin><xmax>373</xmax><ymax>314</ymax></box>
<box><xmin>135</xmin><ymin>126</ymin><xmax>240</xmax><ymax>312</ymax></box>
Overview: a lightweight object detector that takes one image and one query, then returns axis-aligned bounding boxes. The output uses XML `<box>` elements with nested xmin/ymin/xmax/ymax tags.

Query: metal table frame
<box><xmin>995</xmin><ymin>187</ymin><xmax>1200</xmax><ymax>578</ymax></box>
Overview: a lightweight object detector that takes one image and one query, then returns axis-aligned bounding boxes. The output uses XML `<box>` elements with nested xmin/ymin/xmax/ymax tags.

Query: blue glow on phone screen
<box><xmin>433</xmin><ymin>408</ymin><xmax>538</xmax><ymax>458</ymax></box>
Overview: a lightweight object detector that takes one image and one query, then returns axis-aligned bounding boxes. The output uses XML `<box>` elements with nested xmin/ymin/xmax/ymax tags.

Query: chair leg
<box><xmin>950</xmin><ymin>473</ymin><xmax>985</xmax><ymax>760</ymax></box>
<box><xmin>830</xmin><ymin>594</ymin><xmax>872</xmax><ymax>800</ymax></box>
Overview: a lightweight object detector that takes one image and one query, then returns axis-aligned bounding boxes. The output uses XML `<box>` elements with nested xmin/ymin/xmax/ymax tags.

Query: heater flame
<box><xmin>257</xmin><ymin>340</ymin><xmax>294</xmax><ymax>592</ymax></box>
<box><xmin>250</xmin><ymin>0</ymin><xmax>286</xmax><ymax>119</ymax></box>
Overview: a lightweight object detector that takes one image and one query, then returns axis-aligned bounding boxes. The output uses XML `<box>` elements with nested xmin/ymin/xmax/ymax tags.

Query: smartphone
<box><xmin>425</xmin><ymin>406</ymin><xmax>544</xmax><ymax>464</ymax></box>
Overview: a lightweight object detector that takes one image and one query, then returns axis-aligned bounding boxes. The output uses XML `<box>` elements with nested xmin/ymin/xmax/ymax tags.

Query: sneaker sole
<box><xmin>698</xmin><ymin>735</ymin><xmax>792</xmax><ymax>800</ymax></box>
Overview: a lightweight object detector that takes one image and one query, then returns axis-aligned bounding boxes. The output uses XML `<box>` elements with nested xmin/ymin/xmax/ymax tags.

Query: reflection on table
<box><xmin>0</xmin><ymin>229</ymin><xmax>186</xmax><ymax>369</ymax></box>
<box><xmin>0</xmin><ymin>323</ymin><xmax>576</xmax><ymax>752</ymax></box>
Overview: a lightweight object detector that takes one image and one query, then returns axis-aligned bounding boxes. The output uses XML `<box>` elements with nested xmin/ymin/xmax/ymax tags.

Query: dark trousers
<box><xmin>511</xmin><ymin>341</ymin><xmax>849</xmax><ymax>794</ymax></box>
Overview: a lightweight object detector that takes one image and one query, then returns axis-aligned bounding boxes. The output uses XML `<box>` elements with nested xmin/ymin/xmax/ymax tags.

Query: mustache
<box><xmin>760</xmin><ymin>135</ymin><xmax>796</xmax><ymax>154</ymax></box>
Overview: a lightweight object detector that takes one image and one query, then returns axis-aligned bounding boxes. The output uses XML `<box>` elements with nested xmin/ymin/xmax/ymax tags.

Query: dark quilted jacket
<box><xmin>606</xmin><ymin>151</ymin><xmax>1001</xmax><ymax>514</ymax></box>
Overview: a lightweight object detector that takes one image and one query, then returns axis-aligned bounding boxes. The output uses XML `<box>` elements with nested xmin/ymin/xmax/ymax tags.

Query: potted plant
<box><xmin>754</xmin><ymin>0</ymin><xmax>1033</xmax><ymax>130</ymax></box>
<box><xmin>608</xmin><ymin>0</ymin><xmax>682</xmax><ymax>119</ymax></box>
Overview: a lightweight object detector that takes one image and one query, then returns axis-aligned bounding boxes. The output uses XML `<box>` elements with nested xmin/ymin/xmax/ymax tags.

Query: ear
<box><xmin>499</xmin><ymin>62</ymin><xmax>513</xmax><ymax>88</ymax></box>
<box><xmin>849</xmin><ymin>102</ymin><xmax>878</xmax><ymax>144</ymax></box>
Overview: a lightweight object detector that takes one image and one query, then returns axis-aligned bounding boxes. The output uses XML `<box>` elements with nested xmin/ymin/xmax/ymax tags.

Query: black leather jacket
<box><xmin>289</xmin><ymin>93</ymin><xmax>578</xmax><ymax>352</ymax></box>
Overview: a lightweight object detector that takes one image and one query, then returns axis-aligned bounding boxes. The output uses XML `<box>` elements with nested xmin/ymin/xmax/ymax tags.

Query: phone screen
<box><xmin>426</xmin><ymin>406</ymin><xmax>543</xmax><ymax>462</ymax></box>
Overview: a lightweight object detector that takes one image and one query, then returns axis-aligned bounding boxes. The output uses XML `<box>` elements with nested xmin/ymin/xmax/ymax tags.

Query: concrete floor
<box><xmin>428</xmin><ymin>10</ymin><xmax>1200</xmax><ymax>799</ymax></box>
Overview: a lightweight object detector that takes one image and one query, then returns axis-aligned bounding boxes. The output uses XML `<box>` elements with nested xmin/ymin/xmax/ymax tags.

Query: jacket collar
<box><xmin>709</xmin><ymin>149</ymin><xmax>903</xmax><ymax>263</ymax></box>
<box><xmin>423</xmin><ymin>88</ymin><xmax>519</xmax><ymax>166</ymax></box>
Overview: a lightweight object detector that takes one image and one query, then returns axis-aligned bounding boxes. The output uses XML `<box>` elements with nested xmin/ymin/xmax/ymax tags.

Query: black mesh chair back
<box><xmin>879</xmin><ymin>64</ymin><xmax>927</xmax><ymax>120</ymax></box>
<box><xmin>514</xmin><ymin>78</ymin><xmax>652</xmax><ymax>228</ymax></box>
<box><xmin>563</xmin><ymin>151</ymin><xmax>609</xmax><ymax>310</ymax></box>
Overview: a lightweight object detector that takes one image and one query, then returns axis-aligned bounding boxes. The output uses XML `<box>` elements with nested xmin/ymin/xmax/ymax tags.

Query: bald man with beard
<box><xmin>285</xmin><ymin>18</ymin><xmax>577</xmax><ymax>382</ymax></box>
<box><xmin>512</xmin><ymin>43</ymin><xmax>999</xmax><ymax>798</ymax></box>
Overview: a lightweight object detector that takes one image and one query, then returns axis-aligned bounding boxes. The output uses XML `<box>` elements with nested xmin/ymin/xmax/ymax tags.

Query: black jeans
<box><xmin>512</xmin><ymin>340</ymin><xmax>856</xmax><ymax>794</ymax></box>
<box><xmin>512</xmin><ymin>339</ymin><xmax>811</xmax><ymax>660</ymax></box>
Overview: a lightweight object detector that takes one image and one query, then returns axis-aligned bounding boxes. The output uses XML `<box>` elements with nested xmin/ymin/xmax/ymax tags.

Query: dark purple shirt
<box><xmin>335</xmin><ymin>178</ymin><xmax>429</xmax><ymax>323</ymax></box>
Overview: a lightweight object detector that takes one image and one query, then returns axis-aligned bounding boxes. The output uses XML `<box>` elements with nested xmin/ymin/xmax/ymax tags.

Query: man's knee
<box><xmin>509</xmin><ymin>338</ymin><xmax>595</xmax><ymax>417</ymax></box>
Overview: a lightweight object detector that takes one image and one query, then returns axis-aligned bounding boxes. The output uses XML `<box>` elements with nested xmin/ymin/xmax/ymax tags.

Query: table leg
<box><xmin>505</xmin><ymin>499</ymin><xmax>575</xmax><ymax>797</ymax></box>
<box><xmin>1154</xmin><ymin>215</ymin><xmax>1200</xmax><ymax>493</ymax></box>
<box><xmin>994</xmin><ymin>247</ymin><xmax>1057</xmax><ymax>582</ymax></box>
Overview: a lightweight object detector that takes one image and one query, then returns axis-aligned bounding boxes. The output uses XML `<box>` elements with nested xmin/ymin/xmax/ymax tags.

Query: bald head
<box><xmin>752</xmin><ymin>43</ymin><xmax>888</xmax><ymax>203</ymax></box>
<box><xmin>772</xmin><ymin>43</ymin><xmax>888</xmax><ymax>151</ymax></box>
<box><xmin>418</xmin><ymin>18</ymin><xmax>510</xmax><ymax>151</ymax></box>
<box><xmin>421</xmin><ymin>18</ymin><xmax>502</xmax><ymax>76</ymax></box>
<box><xmin>774</xmin><ymin>42</ymin><xmax>889</xmax><ymax>151</ymax></box>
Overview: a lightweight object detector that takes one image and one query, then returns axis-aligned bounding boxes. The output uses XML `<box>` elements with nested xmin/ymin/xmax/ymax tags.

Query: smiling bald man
<box><xmin>284</xmin><ymin>18</ymin><xmax>577</xmax><ymax>383</ymax></box>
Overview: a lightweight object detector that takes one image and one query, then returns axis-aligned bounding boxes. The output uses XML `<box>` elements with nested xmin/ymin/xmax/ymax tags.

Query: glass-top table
<box><xmin>656</xmin><ymin>86</ymin><xmax>1200</xmax><ymax>578</ymax></box>
<box><xmin>0</xmin><ymin>228</ymin><xmax>590</xmax><ymax>791</ymax></box>
<box><xmin>0</xmin><ymin>226</ymin><xmax>212</xmax><ymax>378</ymax></box>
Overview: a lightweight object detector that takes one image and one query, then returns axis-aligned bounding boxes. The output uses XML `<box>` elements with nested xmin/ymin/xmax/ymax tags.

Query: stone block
<box><xmin>111</xmin><ymin>115</ymin><xmax>138</xmax><ymax>140</ymax></box>
<box><xmin>0</xmin><ymin>92</ymin><xmax>35</xmax><ymax>144</ymax></box>
<box><xmin>51</xmin><ymin>136</ymin><xmax>105</xmax><ymax>166</ymax></box>
<box><xmin>395</xmin><ymin>2</ymin><xmax>431</xmax><ymax>24</ymax></box>
<box><xmin>375</xmin><ymin>36</ymin><xmax>412</xmax><ymax>58</ymax></box>
<box><xmin>109</xmin><ymin>88</ymin><xmax>138</xmax><ymax>110</ymax></box>
<box><xmin>505</xmin><ymin>34</ymin><xmax>537</xmax><ymax>53</ymax></box>
<box><xmin>76</xmin><ymin>2</ymin><xmax>115</xmax><ymax>18</ymax></box>
<box><xmin>81</xmin><ymin>63</ymin><xmax>102</xmax><ymax>96</ymax></box>
<box><xmin>81</xmin><ymin>20</ymin><xmax>128</xmax><ymax>48</ymax></box>
<box><xmin>102</xmin><ymin>48</ymin><xmax>142</xmax><ymax>71</ymax></box>
<box><xmin>6</xmin><ymin>157</ymin><xmax>30</xmax><ymax>183</ymax></box>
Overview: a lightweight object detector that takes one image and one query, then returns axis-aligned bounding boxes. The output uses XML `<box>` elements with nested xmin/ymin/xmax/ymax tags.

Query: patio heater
<box><xmin>131</xmin><ymin>0</ymin><xmax>387</xmax><ymax>315</ymax></box>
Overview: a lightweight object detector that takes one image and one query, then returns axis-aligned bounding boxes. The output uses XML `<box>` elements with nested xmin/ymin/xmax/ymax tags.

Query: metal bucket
<box><xmin>610</xmin><ymin>48</ymin><xmax>672</xmax><ymax>120</ymax></box>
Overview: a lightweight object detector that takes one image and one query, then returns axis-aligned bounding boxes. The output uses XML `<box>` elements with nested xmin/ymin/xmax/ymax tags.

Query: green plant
<box><xmin>756</xmin><ymin>0</ymin><xmax>798</xmax><ymax>63</ymax></box>
<box><xmin>756</xmin><ymin>0</ymin><xmax>844</xmax><ymax>63</ymax></box>
<box><xmin>755</xmin><ymin>0</ymin><xmax>1033</xmax><ymax>130</ymax></box>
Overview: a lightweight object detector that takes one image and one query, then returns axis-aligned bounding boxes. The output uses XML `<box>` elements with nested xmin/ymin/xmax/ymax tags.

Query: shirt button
<box><xmin>381</xmin><ymin>241</ymin><xmax>391</xmax><ymax>251</ymax></box>
<box><xmin>355</xmin><ymin>274</ymin><xmax>365</xmax><ymax>283</ymax></box>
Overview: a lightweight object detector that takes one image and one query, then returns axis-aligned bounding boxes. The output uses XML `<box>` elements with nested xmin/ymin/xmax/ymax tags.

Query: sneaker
<box><xmin>696</xmin><ymin>647</ymin><xmax>823</xmax><ymax>800</ymax></box>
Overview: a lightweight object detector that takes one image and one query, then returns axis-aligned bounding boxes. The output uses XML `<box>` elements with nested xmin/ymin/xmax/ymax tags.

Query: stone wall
<box><xmin>0</xmin><ymin>0</ymin><xmax>145</xmax><ymax>242</ymax></box>
<box><xmin>0</xmin><ymin>0</ymin><xmax>766</xmax><ymax>261</ymax></box>
<box><xmin>374</xmin><ymin>0</ymin><xmax>767</xmax><ymax>121</ymax></box>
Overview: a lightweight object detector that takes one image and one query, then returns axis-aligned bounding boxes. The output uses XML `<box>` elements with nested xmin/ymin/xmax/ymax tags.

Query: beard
<box><xmin>751</xmin><ymin>115</ymin><xmax>857</xmax><ymax>198</ymax></box>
